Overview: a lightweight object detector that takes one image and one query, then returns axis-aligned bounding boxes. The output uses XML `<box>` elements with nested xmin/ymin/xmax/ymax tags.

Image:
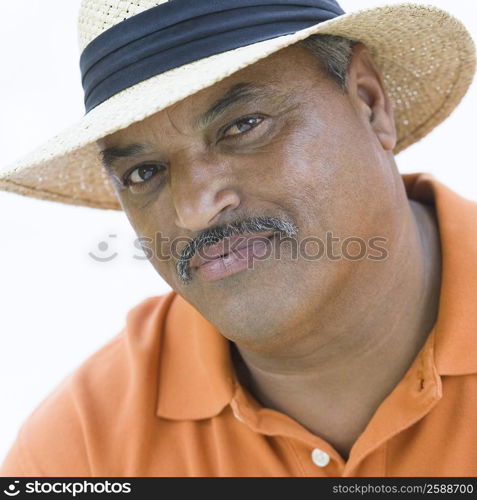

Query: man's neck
<box><xmin>232</xmin><ymin>199</ymin><xmax>442</xmax><ymax>461</ymax></box>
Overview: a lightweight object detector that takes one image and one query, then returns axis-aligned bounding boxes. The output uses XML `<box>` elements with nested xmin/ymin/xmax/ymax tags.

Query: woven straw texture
<box><xmin>0</xmin><ymin>1</ymin><xmax>475</xmax><ymax>211</ymax></box>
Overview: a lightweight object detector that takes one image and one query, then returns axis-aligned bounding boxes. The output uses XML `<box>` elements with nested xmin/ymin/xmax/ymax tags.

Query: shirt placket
<box><xmin>229</xmin><ymin>328</ymin><xmax>443</xmax><ymax>477</ymax></box>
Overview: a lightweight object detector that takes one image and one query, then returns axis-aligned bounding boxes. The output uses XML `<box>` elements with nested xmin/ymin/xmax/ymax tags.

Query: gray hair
<box><xmin>298</xmin><ymin>34</ymin><xmax>356</xmax><ymax>91</ymax></box>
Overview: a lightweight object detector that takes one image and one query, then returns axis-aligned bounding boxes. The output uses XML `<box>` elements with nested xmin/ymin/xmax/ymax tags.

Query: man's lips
<box><xmin>190</xmin><ymin>231</ymin><xmax>276</xmax><ymax>269</ymax></box>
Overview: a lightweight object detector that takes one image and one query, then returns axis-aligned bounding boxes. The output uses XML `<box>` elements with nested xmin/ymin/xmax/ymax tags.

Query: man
<box><xmin>0</xmin><ymin>0</ymin><xmax>476</xmax><ymax>477</ymax></box>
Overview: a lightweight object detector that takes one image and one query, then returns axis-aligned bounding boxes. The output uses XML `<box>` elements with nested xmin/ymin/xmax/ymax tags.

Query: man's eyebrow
<box><xmin>193</xmin><ymin>82</ymin><xmax>275</xmax><ymax>131</ymax></box>
<box><xmin>99</xmin><ymin>144</ymin><xmax>149</xmax><ymax>171</ymax></box>
<box><xmin>100</xmin><ymin>84</ymin><xmax>291</xmax><ymax>170</ymax></box>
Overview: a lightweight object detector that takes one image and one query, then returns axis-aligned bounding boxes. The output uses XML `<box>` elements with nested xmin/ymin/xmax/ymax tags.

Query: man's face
<box><xmin>99</xmin><ymin>44</ymin><xmax>399</xmax><ymax>349</ymax></box>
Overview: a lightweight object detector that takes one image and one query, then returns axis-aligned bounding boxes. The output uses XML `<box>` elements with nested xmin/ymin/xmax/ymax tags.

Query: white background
<box><xmin>0</xmin><ymin>0</ymin><xmax>476</xmax><ymax>463</ymax></box>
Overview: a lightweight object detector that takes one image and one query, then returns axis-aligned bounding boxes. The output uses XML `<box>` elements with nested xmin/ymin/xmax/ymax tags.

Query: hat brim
<box><xmin>0</xmin><ymin>3</ymin><xmax>475</xmax><ymax>210</ymax></box>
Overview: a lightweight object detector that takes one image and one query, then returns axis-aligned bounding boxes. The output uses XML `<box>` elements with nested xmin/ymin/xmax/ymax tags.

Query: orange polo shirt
<box><xmin>2</xmin><ymin>172</ymin><xmax>477</xmax><ymax>477</ymax></box>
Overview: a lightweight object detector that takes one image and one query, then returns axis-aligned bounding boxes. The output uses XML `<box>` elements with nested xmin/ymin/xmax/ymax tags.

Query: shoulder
<box><xmin>0</xmin><ymin>291</ymin><xmax>177</xmax><ymax>477</ymax></box>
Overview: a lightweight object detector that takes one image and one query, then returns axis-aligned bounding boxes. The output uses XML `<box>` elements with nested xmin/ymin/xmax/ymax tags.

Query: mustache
<box><xmin>176</xmin><ymin>215</ymin><xmax>298</xmax><ymax>284</ymax></box>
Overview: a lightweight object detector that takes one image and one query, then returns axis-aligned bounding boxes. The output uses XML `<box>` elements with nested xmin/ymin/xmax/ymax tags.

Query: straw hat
<box><xmin>0</xmin><ymin>0</ymin><xmax>475</xmax><ymax>211</ymax></box>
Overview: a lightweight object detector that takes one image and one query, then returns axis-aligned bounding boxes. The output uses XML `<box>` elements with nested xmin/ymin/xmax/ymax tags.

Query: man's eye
<box><xmin>222</xmin><ymin>116</ymin><xmax>264</xmax><ymax>138</ymax></box>
<box><xmin>123</xmin><ymin>163</ymin><xmax>164</xmax><ymax>187</ymax></box>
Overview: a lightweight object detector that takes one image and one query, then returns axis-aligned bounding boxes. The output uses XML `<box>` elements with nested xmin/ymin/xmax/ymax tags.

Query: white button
<box><xmin>311</xmin><ymin>448</ymin><xmax>330</xmax><ymax>467</ymax></box>
<box><xmin>230</xmin><ymin>401</ymin><xmax>245</xmax><ymax>423</ymax></box>
<box><xmin>232</xmin><ymin>408</ymin><xmax>245</xmax><ymax>423</ymax></box>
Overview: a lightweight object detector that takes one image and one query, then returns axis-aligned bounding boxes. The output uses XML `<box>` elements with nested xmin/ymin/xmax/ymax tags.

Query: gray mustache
<box><xmin>176</xmin><ymin>215</ymin><xmax>298</xmax><ymax>284</ymax></box>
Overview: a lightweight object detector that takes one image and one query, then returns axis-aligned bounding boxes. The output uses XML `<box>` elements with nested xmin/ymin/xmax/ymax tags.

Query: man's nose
<box><xmin>171</xmin><ymin>156</ymin><xmax>241</xmax><ymax>231</ymax></box>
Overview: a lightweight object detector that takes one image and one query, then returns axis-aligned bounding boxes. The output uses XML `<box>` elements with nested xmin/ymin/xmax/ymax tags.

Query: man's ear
<box><xmin>346</xmin><ymin>43</ymin><xmax>397</xmax><ymax>152</ymax></box>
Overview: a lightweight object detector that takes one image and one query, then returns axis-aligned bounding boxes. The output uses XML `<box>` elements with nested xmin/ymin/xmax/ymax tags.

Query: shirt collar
<box><xmin>402</xmin><ymin>173</ymin><xmax>477</xmax><ymax>376</ymax></box>
<box><xmin>156</xmin><ymin>173</ymin><xmax>477</xmax><ymax>420</ymax></box>
<box><xmin>155</xmin><ymin>291</ymin><xmax>236</xmax><ymax>419</ymax></box>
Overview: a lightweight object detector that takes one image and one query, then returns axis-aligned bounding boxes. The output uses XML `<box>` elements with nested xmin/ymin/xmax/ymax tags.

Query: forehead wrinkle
<box><xmin>192</xmin><ymin>82</ymin><xmax>290</xmax><ymax>132</ymax></box>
